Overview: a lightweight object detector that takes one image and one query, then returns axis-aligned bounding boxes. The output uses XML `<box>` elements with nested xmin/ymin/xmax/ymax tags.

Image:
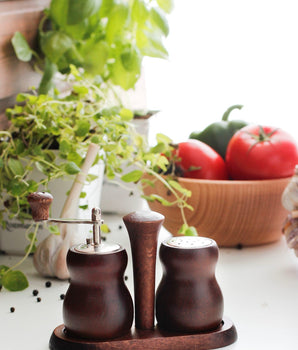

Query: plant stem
<box><xmin>6</xmin><ymin>222</ymin><xmax>39</xmax><ymax>273</ymax></box>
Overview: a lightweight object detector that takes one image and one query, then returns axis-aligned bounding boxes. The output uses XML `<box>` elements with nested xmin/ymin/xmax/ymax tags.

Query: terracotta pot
<box><xmin>142</xmin><ymin>175</ymin><xmax>290</xmax><ymax>247</ymax></box>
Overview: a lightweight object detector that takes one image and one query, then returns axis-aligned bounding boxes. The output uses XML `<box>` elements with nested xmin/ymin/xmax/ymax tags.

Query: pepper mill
<box><xmin>28</xmin><ymin>192</ymin><xmax>133</xmax><ymax>340</ymax></box>
<box><xmin>156</xmin><ymin>236</ymin><xmax>224</xmax><ymax>333</ymax></box>
<box><xmin>123</xmin><ymin>211</ymin><xmax>164</xmax><ymax>330</ymax></box>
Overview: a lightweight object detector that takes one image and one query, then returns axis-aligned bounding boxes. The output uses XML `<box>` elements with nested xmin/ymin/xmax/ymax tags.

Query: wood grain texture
<box><xmin>123</xmin><ymin>211</ymin><xmax>164</xmax><ymax>330</ymax></box>
<box><xmin>156</xmin><ymin>239</ymin><xmax>224</xmax><ymax>333</ymax></box>
<box><xmin>142</xmin><ymin>175</ymin><xmax>290</xmax><ymax>247</ymax></box>
<box><xmin>49</xmin><ymin>317</ymin><xmax>237</xmax><ymax>350</ymax></box>
<box><xmin>63</xmin><ymin>247</ymin><xmax>133</xmax><ymax>340</ymax></box>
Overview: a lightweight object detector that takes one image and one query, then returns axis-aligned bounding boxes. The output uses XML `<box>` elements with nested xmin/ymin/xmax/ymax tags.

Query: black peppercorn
<box><xmin>60</xmin><ymin>294</ymin><xmax>65</xmax><ymax>300</ymax></box>
<box><xmin>32</xmin><ymin>289</ymin><xmax>39</xmax><ymax>296</ymax></box>
<box><xmin>10</xmin><ymin>307</ymin><xmax>15</xmax><ymax>313</ymax></box>
<box><xmin>45</xmin><ymin>281</ymin><xmax>52</xmax><ymax>288</ymax></box>
<box><xmin>37</xmin><ymin>297</ymin><xmax>41</xmax><ymax>302</ymax></box>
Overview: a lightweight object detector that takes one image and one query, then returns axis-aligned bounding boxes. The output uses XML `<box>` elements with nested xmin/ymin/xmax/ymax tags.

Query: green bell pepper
<box><xmin>189</xmin><ymin>104</ymin><xmax>247</xmax><ymax>159</ymax></box>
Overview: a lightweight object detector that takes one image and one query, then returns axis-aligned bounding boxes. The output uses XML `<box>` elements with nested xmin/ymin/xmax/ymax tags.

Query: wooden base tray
<box><xmin>49</xmin><ymin>316</ymin><xmax>237</xmax><ymax>350</ymax></box>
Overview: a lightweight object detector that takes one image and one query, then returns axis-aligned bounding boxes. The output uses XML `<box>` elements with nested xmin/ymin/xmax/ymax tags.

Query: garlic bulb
<box><xmin>282</xmin><ymin>165</ymin><xmax>298</xmax><ymax>257</ymax></box>
<box><xmin>281</xmin><ymin>165</ymin><xmax>298</xmax><ymax>211</ymax></box>
<box><xmin>33</xmin><ymin>143</ymin><xmax>100</xmax><ymax>279</ymax></box>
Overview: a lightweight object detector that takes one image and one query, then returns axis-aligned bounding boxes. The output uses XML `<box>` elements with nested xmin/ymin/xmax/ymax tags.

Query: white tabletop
<box><xmin>0</xmin><ymin>214</ymin><xmax>297</xmax><ymax>350</ymax></box>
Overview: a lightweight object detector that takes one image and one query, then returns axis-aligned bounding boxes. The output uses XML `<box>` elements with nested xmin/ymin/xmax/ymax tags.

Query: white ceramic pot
<box><xmin>0</xmin><ymin>161</ymin><xmax>105</xmax><ymax>255</ymax></box>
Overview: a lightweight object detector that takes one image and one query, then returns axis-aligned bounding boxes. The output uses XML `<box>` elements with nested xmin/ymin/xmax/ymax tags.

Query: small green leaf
<box><xmin>48</xmin><ymin>225</ymin><xmax>60</xmax><ymax>235</ymax></box>
<box><xmin>2</xmin><ymin>270</ymin><xmax>29</xmax><ymax>291</ymax></box>
<box><xmin>132</xmin><ymin>0</ymin><xmax>149</xmax><ymax>24</ymax></box>
<box><xmin>50</xmin><ymin>0</ymin><xmax>69</xmax><ymax>27</ymax></box>
<box><xmin>65</xmin><ymin>161</ymin><xmax>81</xmax><ymax>175</ymax></box>
<box><xmin>119</xmin><ymin>108</ymin><xmax>134</xmax><ymax>121</ymax></box>
<box><xmin>59</xmin><ymin>140</ymin><xmax>71</xmax><ymax>154</ymax></box>
<box><xmin>67</xmin><ymin>0</ymin><xmax>102</xmax><ymax>25</ymax></box>
<box><xmin>11</xmin><ymin>32</ymin><xmax>33</xmax><ymax>62</ymax></box>
<box><xmin>150</xmin><ymin>7</ymin><xmax>169</xmax><ymax>36</ymax></box>
<box><xmin>75</xmin><ymin>120</ymin><xmax>91</xmax><ymax>137</ymax></box>
<box><xmin>168</xmin><ymin>180</ymin><xmax>192</xmax><ymax>197</ymax></box>
<box><xmin>0</xmin><ymin>265</ymin><xmax>9</xmax><ymax>276</ymax></box>
<box><xmin>101</xmin><ymin>223</ymin><xmax>110</xmax><ymax>233</ymax></box>
<box><xmin>38</xmin><ymin>59</ymin><xmax>57</xmax><ymax>94</ymax></box>
<box><xmin>79</xmin><ymin>204</ymin><xmax>88</xmax><ymax>210</ymax></box>
<box><xmin>80</xmin><ymin>191</ymin><xmax>87</xmax><ymax>198</ymax></box>
<box><xmin>121</xmin><ymin>46</ymin><xmax>141</xmax><ymax>72</ymax></box>
<box><xmin>157</xmin><ymin>0</ymin><xmax>174</xmax><ymax>14</ymax></box>
<box><xmin>8</xmin><ymin>158</ymin><xmax>24</xmax><ymax>176</ymax></box>
<box><xmin>121</xmin><ymin>170</ymin><xmax>143</xmax><ymax>183</ymax></box>
<box><xmin>184</xmin><ymin>226</ymin><xmax>198</xmax><ymax>236</ymax></box>
<box><xmin>156</xmin><ymin>133</ymin><xmax>172</xmax><ymax>144</ymax></box>
<box><xmin>106</xmin><ymin>3</ymin><xmax>129</xmax><ymax>43</ymax></box>
<box><xmin>149</xmin><ymin>194</ymin><xmax>173</xmax><ymax>206</ymax></box>
<box><xmin>40</xmin><ymin>31</ymin><xmax>73</xmax><ymax>64</ymax></box>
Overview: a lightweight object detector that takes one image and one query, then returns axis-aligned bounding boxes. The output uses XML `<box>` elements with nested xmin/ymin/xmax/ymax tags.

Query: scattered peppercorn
<box><xmin>37</xmin><ymin>297</ymin><xmax>41</xmax><ymax>302</ymax></box>
<box><xmin>118</xmin><ymin>225</ymin><xmax>122</xmax><ymax>230</ymax></box>
<box><xmin>101</xmin><ymin>236</ymin><xmax>106</xmax><ymax>241</ymax></box>
<box><xmin>60</xmin><ymin>294</ymin><xmax>65</xmax><ymax>300</ymax></box>
<box><xmin>129</xmin><ymin>191</ymin><xmax>134</xmax><ymax>197</ymax></box>
<box><xmin>236</xmin><ymin>243</ymin><xmax>243</xmax><ymax>250</ymax></box>
<box><xmin>32</xmin><ymin>289</ymin><xmax>39</xmax><ymax>296</ymax></box>
<box><xmin>124</xmin><ymin>275</ymin><xmax>128</xmax><ymax>281</ymax></box>
<box><xmin>10</xmin><ymin>307</ymin><xmax>15</xmax><ymax>313</ymax></box>
<box><xmin>45</xmin><ymin>281</ymin><xmax>52</xmax><ymax>288</ymax></box>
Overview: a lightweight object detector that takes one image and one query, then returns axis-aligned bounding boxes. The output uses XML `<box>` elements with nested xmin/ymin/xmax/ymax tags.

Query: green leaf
<box><xmin>0</xmin><ymin>158</ymin><xmax>4</xmax><ymax>169</ymax></box>
<box><xmin>38</xmin><ymin>59</ymin><xmax>58</xmax><ymax>94</ymax></box>
<box><xmin>50</xmin><ymin>0</ymin><xmax>69</xmax><ymax>27</ymax></box>
<box><xmin>121</xmin><ymin>46</ymin><xmax>142</xmax><ymax>72</ymax></box>
<box><xmin>157</xmin><ymin>0</ymin><xmax>174</xmax><ymax>14</ymax></box>
<box><xmin>0</xmin><ymin>265</ymin><xmax>9</xmax><ymax>276</ymax></box>
<box><xmin>119</xmin><ymin>108</ymin><xmax>134</xmax><ymax>121</ymax></box>
<box><xmin>2</xmin><ymin>270</ymin><xmax>29</xmax><ymax>291</ymax></box>
<box><xmin>139</xmin><ymin>30</ymin><xmax>168</xmax><ymax>59</ymax></box>
<box><xmin>132</xmin><ymin>0</ymin><xmax>149</xmax><ymax>24</ymax></box>
<box><xmin>150</xmin><ymin>7</ymin><xmax>169</xmax><ymax>36</ymax></box>
<box><xmin>168</xmin><ymin>180</ymin><xmax>192</xmax><ymax>197</ymax></box>
<box><xmin>40</xmin><ymin>31</ymin><xmax>73</xmax><ymax>63</ymax></box>
<box><xmin>65</xmin><ymin>161</ymin><xmax>81</xmax><ymax>175</ymax></box>
<box><xmin>111</xmin><ymin>56</ymin><xmax>140</xmax><ymax>90</ymax></box>
<box><xmin>80</xmin><ymin>40</ymin><xmax>109</xmax><ymax>75</ymax></box>
<box><xmin>8</xmin><ymin>158</ymin><xmax>24</xmax><ymax>176</ymax></box>
<box><xmin>184</xmin><ymin>226</ymin><xmax>198</xmax><ymax>236</ymax></box>
<box><xmin>106</xmin><ymin>3</ymin><xmax>129</xmax><ymax>43</ymax></box>
<box><xmin>75</xmin><ymin>120</ymin><xmax>91</xmax><ymax>137</ymax></box>
<box><xmin>149</xmin><ymin>194</ymin><xmax>173</xmax><ymax>206</ymax></box>
<box><xmin>11</xmin><ymin>32</ymin><xmax>33</xmax><ymax>62</ymax></box>
<box><xmin>67</xmin><ymin>0</ymin><xmax>102</xmax><ymax>25</ymax></box>
<box><xmin>101</xmin><ymin>223</ymin><xmax>110</xmax><ymax>233</ymax></box>
<box><xmin>121</xmin><ymin>170</ymin><xmax>143</xmax><ymax>183</ymax></box>
<box><xmin>59</xmin><ymin>140</ymin><xmax>71</xmax><ymax>154</ymax></box>
<box><xmin>79</xmin><ymin>204</ymin><xmax>88</xmax><ymax>210</ymax></box>
<box><xmin>48</xmin><ymin>225</ymin><xmax>60</xmax><ymax>235</ymax></box>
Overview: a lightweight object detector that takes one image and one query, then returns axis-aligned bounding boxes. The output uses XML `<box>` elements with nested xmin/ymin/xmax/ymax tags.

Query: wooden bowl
<box><xmin>142</xmin><ymin>175</ymin><xmax>291</xmax><ymax>247</ymax></box>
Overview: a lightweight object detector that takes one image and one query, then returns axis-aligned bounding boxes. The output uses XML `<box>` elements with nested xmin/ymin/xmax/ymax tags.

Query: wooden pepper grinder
<box><xmin>156</xmin><ymin>236</ymin><xmax>224</xmax><ymax>333</ymax></box>
<box><xmin>28</xmin><ymin>192</ymin><xmax>133</xmax><ymax>340</ymax></box>
<box><xmin>123</xmin><ymin>211</ymin><xmax>164</xmax><ymax>330</ymax></box>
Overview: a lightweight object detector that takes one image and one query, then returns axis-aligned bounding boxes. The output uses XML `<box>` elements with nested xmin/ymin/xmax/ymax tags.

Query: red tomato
<box><xmin>175</xmin><ymin>140</ymin><xmax>228</xmax><ymax>180</ymax></box>
<box><xmin>225</xmin><ymin>125</ymin><xmax>298</xmax><ymax>180</ymax></box>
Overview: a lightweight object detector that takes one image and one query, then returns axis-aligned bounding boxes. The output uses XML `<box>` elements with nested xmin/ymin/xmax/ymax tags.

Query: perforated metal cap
<box><xmin>74</xmin><ymin>242</ymin><xmax>121</xmax><ymax>254</ymax></box>
<box><xmin>164</xmin><ymin>236</ymin><xmax>213</xmax><ymax>249</ymax></box>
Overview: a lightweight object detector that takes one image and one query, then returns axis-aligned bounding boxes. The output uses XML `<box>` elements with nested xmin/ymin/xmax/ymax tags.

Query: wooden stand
<box><xmin>49</xmin><ymin>316</ymin><xmax>237</xmax><ymax>350</ymax></box>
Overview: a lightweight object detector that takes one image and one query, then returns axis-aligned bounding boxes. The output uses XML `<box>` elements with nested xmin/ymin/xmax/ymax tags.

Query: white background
<box><xmin>144</xmin><ymin>0</ymin><xmax>298</xmax><ymax>143</ymax></box>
